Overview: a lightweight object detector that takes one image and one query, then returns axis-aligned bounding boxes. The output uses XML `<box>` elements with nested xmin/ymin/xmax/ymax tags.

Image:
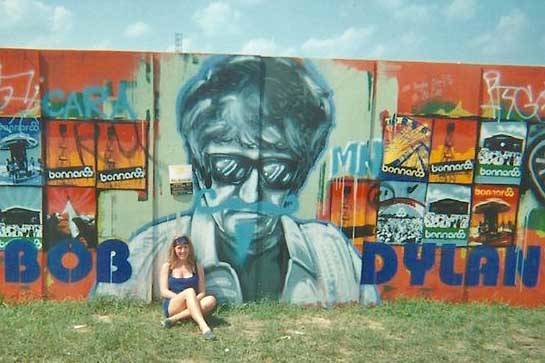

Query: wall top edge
<box><xmin>0</xmin><ymin>46</ymin><xmax>543</xmax><ymax>69</ymax></box>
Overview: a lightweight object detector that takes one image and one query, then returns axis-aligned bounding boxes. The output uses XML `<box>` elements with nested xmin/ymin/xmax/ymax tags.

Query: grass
<box><xmin>1</xmin><ymin>297</ymin><xmax>544</xmax><ymax>362</ymax></box>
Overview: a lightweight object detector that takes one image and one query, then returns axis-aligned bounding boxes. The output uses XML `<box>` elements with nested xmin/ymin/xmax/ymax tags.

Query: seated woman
<box><xmin>160</xmin><ymin>236</ymin><xmax>217</xmax><ymax>340</ymax></box>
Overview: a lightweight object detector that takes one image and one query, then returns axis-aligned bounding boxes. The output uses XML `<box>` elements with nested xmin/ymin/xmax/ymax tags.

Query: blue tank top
<box><xmin>163</xmin><ymin>267</ymin><xmax>200</xmax><ymax>318</ymax></box>
<box><xmin>168</xmin><ymin>270</ymin><xmax>199</xmax><ymax>293</ymax></box>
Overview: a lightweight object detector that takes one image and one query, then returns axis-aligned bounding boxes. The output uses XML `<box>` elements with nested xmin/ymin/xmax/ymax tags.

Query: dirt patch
<box><xmin>176</xmin><ymin>358</ymin><xmax>207</xmax><ymax>363</ymax></box>
<box><xmin>483</xmin><ymin>343</ymin><xmax>516</xmax><ymax>355</ymax></box>
<box><xmin>300</xmin><ymin>316</ymin><xmax>332</xmax><ymax>328</ymax></box>
<box><xmin>514</xmin><ymin>335</ymin><xmax>539</xmax><ymax>346</ymax></box>
<box><xmin>359</xmin><ymin>317</ymin><xmax>385</xmax><ymax>331</ymax></box>
<box><xmin>242</xmin><ymin>320</ymin><xmax>266</xmax><ymax>338</ymax></box>
<box><xmin>511</xmin><ymin>329</ymin><xmax>545</xmax><ymax>356</ymax></box>
<box><xmin>95</xmin><ymin>314</ymin><xmax>113</xmax><ymax>323</ymax></box>
<box><xmin>228</xmin><ymin>318</ymin><xmax>266</xmax><ymax>339</ymax></box>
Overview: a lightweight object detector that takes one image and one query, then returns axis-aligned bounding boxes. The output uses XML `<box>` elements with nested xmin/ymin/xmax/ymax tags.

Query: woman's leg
<box><xmin>168</xmin><ymin>295</ymin><xmax>217</xmax><ymax>323</ymax></box>
<box><xmin>182</xmin><ymin>288</ymin><xmax>211</xmax><ymax>333</ymax></box>
<box><xmin>166</xmin><ymin>288</ymin><xmax>212</xmax><ymax>333</ymax></box>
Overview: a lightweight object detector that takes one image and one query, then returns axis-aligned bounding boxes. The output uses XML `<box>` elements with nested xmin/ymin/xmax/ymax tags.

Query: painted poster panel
<box><xmin>46</xmin><ymin>120</ymin><xmax>95</xmax><ymax>187</ymax></box>
<box><xmin>381</xmin><ymin>115</ymin><xmax>432</xmax><ymax>182</ymax></box>
<box><xmin>44</xmin><ymin>186</ymin><xmax>97</xmax><ymax>300</ymax></box>
<box><xmin>475</xmin><ymin>121</ymin><xmax>527</xmax><ymax>185</ymax></box>
<box><xmin>423</xmin><ymin>184</ymin><xmax>471</xmax><ymax>245</ymax></box>
<box><xmin>469</xmin><ymin>185</ymin><xmax>519</xmax><ymax>247</ymax></box>
<box><xmin>45</xmin><ymin>187</ymin><xmax>97</xmax><ymax>249</ymax></box>
<box><xmin>328</xmin><ymin>178</ymin><xmax>379</xmax><ymax>250</ymax></box>
<box><xmin>0</xmin><ymin>186</ymin><xmax>42</xmax><ymax>250</ymax></box>
<box><xmin>376</xmin><ymin>180</ymin><xmax>427</xmax><ymax>244</ymax></box>
<box><xmin>428</xmin><ymin>118</ymin><xmax>477</xmax><ymax>184</ymax></box>
<box><xmin>96</xmin><ymin>121</ymin><xmax>148</xmax><ymax>190</ymax></box>
<box><xmin>0</xmin><ymin>49</ymin><xmax>40</xmax><ymax>117</ymax></box>
<box><xmin>0</xmin><ymin>117</ymin><xmax>42</xmax><ymax>185</ymax></box>
<box><xmin>40</xmin><ymin>50</ymin><xmax>153</xmax><ymax>120</ymax></box>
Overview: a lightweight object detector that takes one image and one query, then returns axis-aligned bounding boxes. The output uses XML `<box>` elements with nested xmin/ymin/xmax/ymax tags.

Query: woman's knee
<box><xmin>202</xmin><ymin>295</ymin><xmax>217</xmax><ymax>310</ymax></box>
<box><xmin>208</xmin><ymin>295</ymin><xmax>217</xmax><ymax>307</ymax></box>
<box><xmin>181</xmin><ymin>287</ymin><xmax>197</xmax><ymax>298</ymax></box>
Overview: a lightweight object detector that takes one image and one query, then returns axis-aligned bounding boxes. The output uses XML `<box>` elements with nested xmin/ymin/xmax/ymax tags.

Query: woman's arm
<box><xmin>160</xmin><ymin>263</ymin><xmax>177</xmax><ymax>299</ymax></box>
<box><xmin>197</xmin><ymin>264</ymin><xmax>206</xmax><ymax>299</ymax></box>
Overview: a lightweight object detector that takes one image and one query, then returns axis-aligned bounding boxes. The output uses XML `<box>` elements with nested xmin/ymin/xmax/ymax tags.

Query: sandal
<box><xmin>202</xmin><ymin>330</ymin><xmax>216</xmax><ymax>340</ymax></box>
<box><xmin>161</xmin><ymin>319</ymin><xmax>174</xmax><ymax>329</ymax></box>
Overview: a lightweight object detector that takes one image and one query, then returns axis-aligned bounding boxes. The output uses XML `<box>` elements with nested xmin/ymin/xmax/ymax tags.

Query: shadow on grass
<box><xmin>207</xmin><ymin>313</ymin><xmax>230</xmax><ymax>328</ymax></box>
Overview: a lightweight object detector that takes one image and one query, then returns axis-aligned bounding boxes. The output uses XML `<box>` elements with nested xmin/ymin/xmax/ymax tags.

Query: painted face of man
<box><xmin>199</xmin><ymin>129</ymin><xmax>299</xmax><ymax>245</ymax></box>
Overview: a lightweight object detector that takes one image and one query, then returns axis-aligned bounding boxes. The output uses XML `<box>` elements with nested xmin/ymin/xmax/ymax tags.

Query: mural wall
<box><xmin>1</xmin><ymin>48</ymin><xmax>544</xmax><ymax>307</ymax></box>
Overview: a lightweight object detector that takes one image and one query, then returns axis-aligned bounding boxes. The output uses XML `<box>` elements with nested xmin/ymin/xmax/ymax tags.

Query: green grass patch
<box><xmin>1</xmin><ymin>298</ymin><xmax>544</xmax><ymax>362</ymax></box>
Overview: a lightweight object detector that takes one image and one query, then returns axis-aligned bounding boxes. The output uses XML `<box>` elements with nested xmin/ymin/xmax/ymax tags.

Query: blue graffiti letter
<box><xmin>41</xmin><ymin>89</ymin><xmax>65</xmax><ymax>118</ymax></box>
<box><xmin>465</xmin><ymin>246</ymin><xmax>499</xmax><ymax>286</ymax></box>
<box><xmin>5</xmin><ymin>239</ymin><xmax>40</xmax><ymax>283</ymax></box>
<box><xmin>97</xmin><ymin>239</ymin><xmax>132</xmax><ymax>283</ymax></box>
<box><xmin>504</xmin><ymin>246</ymin><xmax>541</xmax><ymax>287</ymax></box>
<box><xmin>403</xmin><ymin>243</ymin><xmax>435</xmax><ymax>285</ymax></box>
<box><xmin>47</xmin><ymin>239</ymin><xmax>92</xmax><ymax>283</ymax></box>
<box><xmin>83</xmin><ymin>86</ymin><xmax>107</xmax><ymax>118</ymax></box>
<box><xmin>439</xmin><ymin>244</ymin><xmax>463</xmax><ymax>286</ymax></box>
<box><xmin>111</xmin><ymin>81</ymin><xmax>137</xmax><ymax>119</ymax></box>
<box><xmin>63</xmin><ymin>92</ymin><xmax>83</xmax><ymax>119</ymax></box>
<box><xmin>361</xmin><ymin>242</ymin><xmax>398</xmax><ymax>284</ymax></box>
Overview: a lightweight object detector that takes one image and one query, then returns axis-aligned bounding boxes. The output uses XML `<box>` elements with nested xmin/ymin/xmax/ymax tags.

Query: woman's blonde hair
<box><xmin>168</xmin><ymin>236</ymin><xmax>196</xmax><ymax>270</ymax></box>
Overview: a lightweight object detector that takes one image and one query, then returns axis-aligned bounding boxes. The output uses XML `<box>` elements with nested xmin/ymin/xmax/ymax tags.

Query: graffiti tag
<box><xmin>330</xmin><ymin>140</ymin><xmax>383</xmax><ymax>178</ymax></box>
<box><xmin>400</xmin><ymin>75</ymin><xmax>454</xmax><ymax>104</ymax></box>
<box><xmin>42</xmin><ymin>82</ymin><xmax>137</xmax><ymax>119</ymax></box>
<box><xmin>481</xmin><ymin>70</ymin><xmax>545</xmax><ymax>122</ymax></box>
<box><xmin>0</xmin><ymin>65</ymin><xmax>40</xmax><ymax>115</ymax></box>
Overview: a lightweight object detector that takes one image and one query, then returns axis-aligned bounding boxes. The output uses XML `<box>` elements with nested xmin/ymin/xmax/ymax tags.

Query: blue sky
<box><xmin>1</xmin><ymin>0</ymin><xmax>544</xmax><ymax>65</ymax></box>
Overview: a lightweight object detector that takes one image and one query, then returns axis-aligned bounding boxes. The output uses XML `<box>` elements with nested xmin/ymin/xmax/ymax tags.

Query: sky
<box><xmin>1</xmin><ymin>0</ymin><xmax>544</xmax><ymax>66</ymax></box>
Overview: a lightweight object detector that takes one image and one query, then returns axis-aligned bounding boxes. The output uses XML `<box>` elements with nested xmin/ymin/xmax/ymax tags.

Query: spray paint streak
<box><xmin>193</xmin><ymin>189</ymin><xmax>299</xmax><ymax>216</ymax></box>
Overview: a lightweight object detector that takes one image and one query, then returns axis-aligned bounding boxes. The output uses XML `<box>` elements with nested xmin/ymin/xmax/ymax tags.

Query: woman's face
<box><xmin>174</xmin><ymin>244</ymin><xmax>190</xmax><ymax>261</ymax></box>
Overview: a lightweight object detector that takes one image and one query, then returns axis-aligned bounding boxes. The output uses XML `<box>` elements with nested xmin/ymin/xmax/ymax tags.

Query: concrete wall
<box><xmin>0</xmin><ymin>48</ymin><xmax>544</xmax><ymax>306</ymax></box>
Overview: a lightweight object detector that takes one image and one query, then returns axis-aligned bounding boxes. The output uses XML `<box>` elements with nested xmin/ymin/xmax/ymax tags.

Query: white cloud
<box><xmin>0</xmin><ymin>0</ymin><xmax>72</xmax><ymax>31</ymax></box>
<box><xmin>124</xmin><ymin>21</ymin><xmax>152</xmax><ymax>38</ymax></box>
<box><xmin>469</xmin><ymin>9</ymin><xmax>527</xmax><ymax>56</ymax></box>
<box><xmin>444</xmin><ymin>0</ymin><xmax>477</xmax><ymax>20</ymax></box>
<box><xmin>0</xmin><ymin>0</ymin><xmax>73</xmax><ymax>46</ymax></box>
<box><xmin>301</xmin><ymin>27</ymin><xmax>376</xmax><ymax>58</ymax></box>
<box><xmin>377</xmin><ymin>0</ymin><xmax>434</xmax><ymax>20</ymax></box>
<box><xmin>240</xmin><ymin>38</ymin><xmax>296</xmax><ymax>56</ymax></box>
<box><xmin>52</xmin><ymin>6</ymin><xmax>73</xmax><ymax>33</ymax></box>
<box><xmin>193</xmin><ymin>2</ymin><xmax>241</xmax><ymax>37</ymax></box>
